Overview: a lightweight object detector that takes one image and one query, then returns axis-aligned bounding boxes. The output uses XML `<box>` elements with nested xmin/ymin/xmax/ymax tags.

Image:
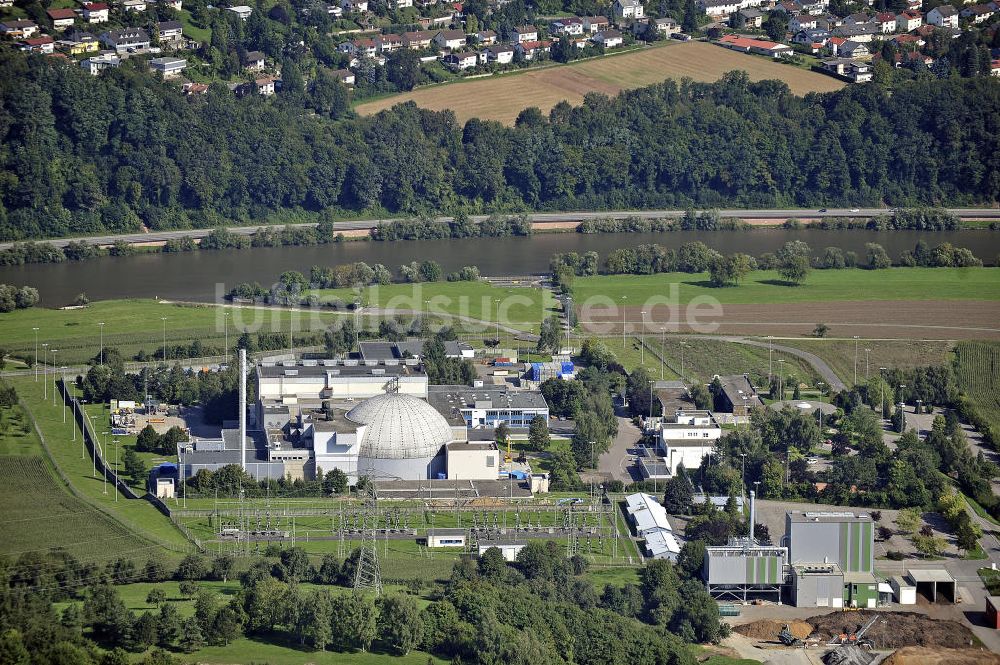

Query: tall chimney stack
<box><xmin>749</xmin><ymin>490</ymin><xmax>756</xmax><ymax>543</ymax></box>
<box><xmin>239</xmin><ymin>348</ymin><xmax>247</xmax><ymax>471</ymax></box>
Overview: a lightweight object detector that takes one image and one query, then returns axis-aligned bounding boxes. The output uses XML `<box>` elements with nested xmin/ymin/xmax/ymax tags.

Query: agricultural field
<box><xmin>571</xmin><ymin>267</ymin><xmax>1000</xmax><ymax>339</ymax></box>
<box><xmin>10</xmin><ymin>377</ymin><xmax>194</xmax><ymax>555</ymax></box>
<box><xmin>355</xmin><ymin>41</ymin><xmax>844</xmax><ymax>125</ymax></box>
<box><xmin>954</xmin><ymin>341</ymin><xmax>1000</xmax><ymax>443</ymax></box>
<box><xmin>601</xmin><ymin>335</ymin><xmax>821</xmax><ymax>386</ymax></box>
<box><xmin>777</xmin><ymin>339</ymin><xmax>956</xmax><ymax>387</ymax></box>
<box><xmin>318</xmin><ymin>280</ymin><xmax>559</xmax><ymax>333</ymax></box>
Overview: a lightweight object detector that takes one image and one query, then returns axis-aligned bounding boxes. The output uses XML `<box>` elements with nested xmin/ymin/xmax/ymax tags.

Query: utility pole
<box><xmin>648</xmin><ymin>380</ymin><xmax>654</xmax><ymax>420</ymax></box>
<box><xmin>101</xmin><ymin>431</ymin><xmax>109</xmax><ymax>495</ymax></box>
<box><xmin>42</xmin><ymin>343</ymin><xmax>48</xmax><ymax>399</ymax></box>
<box><xmin>878</xmin><ymin>367</ymin><xmax>887</xmax><ymax>417</ymax></box>
<box><xmin>621</xmin><ymin>295</ymin><xmax>627</xmax><ymax>347</ymax></box>
<box><xmin>32</xmin><ymin>327</ymin><xmax>38</xmax><ymax>381</ymax></box>
<box><xmin>224</xmin><ymin>311</ymin><xmax>230</xmax><ymax>363</ymax></box>
<box><xmin>739</xmin><ymin>453</ymin><xmax>747</xmax><ymax>499</ymax></box>
<box><xmin>114</xmin><ymin>437</ymin><xmax>119</xmax><ymax>502</ymax></box>
<box><xmin>660</xmin><ymin>328</ymin><xmax>665</xmax><ymax>381</ymax></box>
<box><xmin>767</xmin><ymin>336</ymin><xmax>773</xmax><ymax>380</ymax></box>
<box><xmin>853</xmin><ymin>335</ymin><xmax>859</xmax><ymax>386</ymax></box>
<box><xmin>640</xmin><ymin>311</ymin><xmax>647</xmax><ymax>365</ymax></box>
<box><xmin>50</xmin><ymin>350</ymin><xmax>58</xmax><ymax>406</ymax></box>
<box><xmin>60</xmin><ymin>366</ymin><xmax>67</xmax><ymax>423</ymax></box>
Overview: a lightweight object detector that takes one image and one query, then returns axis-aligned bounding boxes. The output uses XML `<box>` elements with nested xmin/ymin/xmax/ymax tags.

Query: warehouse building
<box><xmin>256</xmin><ymin>358</ymin><xmax>428</xmax><ymax>403</ymax></box>
<box><xmin>359</xmin><ymin>340</ymin><xmax>473</xmax><ymax>361</ymax></box>
<box><xmin>626</xmin><ymin>492</ymin><xmax>681</xmax><ymax>560</ymax></box>
<box><xmin>785</xmin><ymin>511</ymin><xmax>878</xmax><ymax>608</ymax></box>
<box><xmin>704</xmin><ymin>540</ymin><xmax>788</xmax><ymax>602</ymax></box>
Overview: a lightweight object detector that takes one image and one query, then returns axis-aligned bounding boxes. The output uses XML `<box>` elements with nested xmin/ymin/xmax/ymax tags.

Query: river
<box><xmin>6</xmin><ymin>228</ymin><xmax>998</xmax><ymax>306</ymax></box>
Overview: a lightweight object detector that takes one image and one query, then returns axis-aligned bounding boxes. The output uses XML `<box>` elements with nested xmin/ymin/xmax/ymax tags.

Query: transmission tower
<box><xmin>353</xmin><ymin>469</ymin><xmax>382</xmax><ymax>596</ymax></box>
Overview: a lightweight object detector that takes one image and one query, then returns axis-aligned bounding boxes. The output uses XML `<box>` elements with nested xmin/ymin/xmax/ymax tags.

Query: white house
<box><xmin>80</xmin><ymin>52</ymin><xmax>120</xmax><ymax>75</ymax></box>
<box><xmin>550</xmin><ymin>17</ymin><xmax>584</xmax><ymax>35</ymax></box>
<box><xmin>656</xmin><ymin>410</ymin><xmax>721</xmax><ymax>476</ymax></box>
<box><xmin>443</xmin><ymin>51</ymin><xmax>478</xmax><ymax>70</ymax></box>
<box><xmin>433</xmin><ymin>29</ymin><xmax>466</xmax><ymax>49</ymax></box>
<box><xmin>478</xmin><ymin>540</ymin><xmax>526</xmax><ymax>561</ymax></box>
<box><xmin>46</xmin><ymin>9</ymin><xmax>77</xmax><ymax>29</ymax></box>
<box><xmin>157</xmin><ymin>20</ymin><xmax>183</xmax><ymax>44</ymax></box>
<box><xmin>895</xmin><ymin>9</ymin><xmax>922</xmax><ymax>31</ymax></box>
<box><xmin>961</xmin><ymin>4</ymin><xmax>994</xmax><ymax>23</ymax></box>
<box><xmin>228</xmin><ymin>5</ymin><xmax>253</xmax><ymax>19</ymax></box>
<box><xmin>375</xmin><ymin>33</ymin><xmax>402</xmax><ymax>52</ymax></box>
<box><xmin>483</xmin><ymin>43</ymin><xmax>514</xmax><ymax>63</ymax></box>
<box><xmin>19</xmin><ymin>36</ymin><xmax>54</xmax><ymax>53</ymax></box>
<box><xmin>839</xmin><ymin>39</ymin><xmax>868</xmax><ymax>57</ymax></box>
<box><xmin>926</xmin><ymin>4</ymin><xmax>957</xmax><ymax>27</ymax></box>
<box><xmin>82</xmin><ymin>3</ymin><xmax>109</xmax><ymax>23</ymax></box>
<box><xmin>613</xmin><ymin>0</ymin><xmax>644</xmax><ymax>20</ymax></box>
<box><xmin>341</xmin><ymin>0</ymin><xmax>368</xmax><ymax>11</ymax></box>
<box><xmin>149</xmin><ymin>56</ymin><xmax>187</xmax><ymax>78</ymax></box>
<box><xmin>592</xmin><ymin>29</ymin><xmax>623</xmax><ymax>47</ymax></box>
<box><xmin>332</xmin><ymin>68</ymin><xmax>355</xmax><ymax>84</ymax></box>
<box><xmin>100</xmin><ymin>27</ymin><xmax>150</xmax><ymax>53</ymax></box>
<box><xmin>582</xmin><ymin>15</ymin><xmax>609</xmax><ymax>32</ymax></box>
<box><xmin>875</xmin><ymin>12</ymin><xmax>896</xmax><ymax>32</ymax></box>
<box><xmin>511</xmin><ymin>25</ymin><xmax>537</xmax><ymax>42</ymax></box>
<box><xmin>122</xmin><ymin>0</ymin><xmax>147</xmax><ymax>12</ymax></box>
<box><xmin>0</xmin><ymin>20</ymin><xmax>39</xmax><ymax>38</ymax></box>
<box><xmin>697</xmin><ymin>0</ymin><xmax>740</xmax><ymax>19</ymax></box>
<box><xmin>243</xmin><ymin>50</ymin><xmax>265</xmax><ymax>71</ymax></box>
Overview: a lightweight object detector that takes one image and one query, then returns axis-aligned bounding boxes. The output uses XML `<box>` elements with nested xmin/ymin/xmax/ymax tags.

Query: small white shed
<box><xmin>891</xmin><ymin>576</ymin><xmax>916</xmax><ymax>605</ymax></box>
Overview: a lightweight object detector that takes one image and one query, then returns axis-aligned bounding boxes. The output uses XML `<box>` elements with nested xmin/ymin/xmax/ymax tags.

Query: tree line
<box><xmin>0</xmin><ymin>538</ymin><xmax>725</xmax><ymax>665</ymax></box>
<box><xmin>2</xmin><ymin>50</ymin><xmax>998</xmax><ymax>241</ymax></box>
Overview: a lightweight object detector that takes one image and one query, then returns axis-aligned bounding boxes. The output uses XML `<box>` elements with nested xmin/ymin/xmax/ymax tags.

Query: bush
<box><xmin>886</xmin><ymin>550</ymin><xmax>905</xmax><ymax>560</ymax></box>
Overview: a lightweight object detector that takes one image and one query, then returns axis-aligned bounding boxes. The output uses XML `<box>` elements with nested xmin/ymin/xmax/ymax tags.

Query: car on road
<box><xmin>851</xmin><ymin>208</ymin><xmax>860</xmax><ymax>212</ymax></box>
<box><xmin>818</xmin><ymin>208</ymin><xmax>827</xmax><ymax>212</ymax></box>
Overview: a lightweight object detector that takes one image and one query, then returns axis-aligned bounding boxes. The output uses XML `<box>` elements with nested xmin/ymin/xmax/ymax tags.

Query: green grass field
<box><xmin>570</xmin><ymin>267</ymin><xmax>1000</xmax><ymax>306</ymax></box>
<box><xmin>603</xmin><ymin>335</ymin><xmax>822</xmax><ymax>385</ymax></box>
<box><xmin>10</xmin><ymin>377</ymin><xmax>194</xmax><ymax>557</ymax></box>
<box><xmin>776</xmin><ymin>339</ymin><xmax>955</xmax><ymax>387</ymax></box>
<box><xmin>318</xmin><ymin>280</ymin><xmax>559</xmax><ymax>333</ymax></box>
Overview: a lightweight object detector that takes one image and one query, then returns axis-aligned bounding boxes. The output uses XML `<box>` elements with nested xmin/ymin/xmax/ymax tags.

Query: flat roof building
<box><xmin>704</xmin><ymin>540</ymin><xmax>788</xmax><ymax>602</ymax></box>
<box><xmin>257</xmin><ymin>358</ymin><xmax>428</xmax><ymax>403</ymax></box>
<box><xmin>785</xmin><ymin>511</ymin><xmax>877</xmax><ymax>608</ymax></box>
<box><xmin>427</xmin><ymin>385</ymin><xmax>549</xmax><ymax>429</ymax></box>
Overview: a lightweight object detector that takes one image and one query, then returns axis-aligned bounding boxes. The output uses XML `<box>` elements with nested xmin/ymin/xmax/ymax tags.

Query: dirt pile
<box><xmin>805</xmin><ymin>611</ymin><xmax>975</xmax><ymax>650</ymax></box>
<box><xmin>734</xmin><ymin>619</ymin><xmax>812</xmax><ymax>641</ymax></box>
<box><xmin>824</xmin><ymin>645</ymin><xmax>875</xmax><ymax>665</ymax></box>
<box><xmin>881</xmin><ymin>647</ymin><xmax>1000</xmax><ymax>665</ymax></box>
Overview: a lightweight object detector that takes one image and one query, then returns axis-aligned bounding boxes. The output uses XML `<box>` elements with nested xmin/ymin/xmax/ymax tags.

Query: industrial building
<box><xmin>639</xmin><ymin>410</ymin><xmax>720</xmax><ymax>479</ymax></box>
<box><xmin>784</xmin><ymin>511</ymin><xmax>878</xmax><ymax>608</ymax></box>
<box><xmin>427</xmin><ymin>385</ymin><xmax>549</xmax><ymax>429</ymax></box>
<box><xmin>626</xmin><ymin>492</ymin><xmax>681</xmax><ymax>560</ymax></box>
<box><xmin>178</xmin><ymin>350</ymin><xmax>549</xmax><ymax>485</ymax></box>
<box><xmin>426</xmin><ymin>528</ymin><xmax>468</xmax><ymax>548</ymax></box>
<box><xmin>703</xmin><ymin>503</ymin><xmax>880</xmax><ymax>608</ymax></box>
<box><xmin>715</xmin><ymin>375</ymin><xmax>764</xmax><ymax>416</ymax></box>
<box><xmin>359</xmin><ymin>340</ymin><xmax>473</xmax><ymax>361</ymax></box>
<box><xmin>478</xmin><ymin>539</ymin><xmax>526</xmax><ymax>561</ymax></box>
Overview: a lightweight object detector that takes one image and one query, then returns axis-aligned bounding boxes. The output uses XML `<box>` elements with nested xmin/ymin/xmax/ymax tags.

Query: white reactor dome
<box><xmin>346</xmin><ymin>392</ymin><xmax>454</xmax><ymax>459</ymax></box>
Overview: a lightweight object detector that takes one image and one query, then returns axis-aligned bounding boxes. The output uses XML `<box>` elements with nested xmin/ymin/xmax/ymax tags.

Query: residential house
<box><xmin>443</xmin><ymin>50</ymin><xmax>478</xmax><ymax>69</ymax></box>
<box><xmin>820</xmin><ymin>57</ymin><xmax>872</xmax><ymax>81</ymax></box>
<box><xmin>19</xmin><ymin>36</ymin><xmax>55</xmax><ymax>53</ymax></box>
<box><xmin>324</xmin><ymin>4</ymin><xmax>343</xmax><ymax>16</ymax></box>
<box><xmin>891</xmin><ymin>32</ymin><xmax>924</xmax><ymax>46</ymax></box>
<box><xmin>157</xmin><ymin>20</ymin><xmax>184</xmax><ymax>45</ymax></box>
<box><xmin>255</xmin><ymin>75</ymin><xmax>276</xmax><ymax>95</ymax></box>
<box><xmin>612</xmin><ymin>0</ymin><xmax>644</xmax><ymax>20</ymax></box>
<box><xmin>80</xmin><ymin>52</ymin><xmax>120</xmax><ymax>74</ymax></box>
<box><xmin>592</xmin><ymin>29</ymin><xmax>623</xmax><ymax>47</ymax></box>
<box><xmin>243</xmin><ymin>50</ymin><xmax>265</xmax><ymax>71</ymax></box>
<box><xmin>841</xmin><ymin>11</ymin><xmax>871</xmax><ymax>24</ymax></box>
<box><xmin>961</xmin><ymin>4</ymin><xmax>995</xmax><ymax>23</ymax></box>
<box><xmin>182</xmin><ymin>82</ymin><xmax>208</xmax><ymax>94</ymax></box>
<box><xmin>159</xmin><ymin>0</ymin><xmax>183</xmax><ymax>10</ymax></box>
<box><xmin>375</xmin><ymin>33</ymin><xmax>402</xmax><ymax>52</ymax></box>
<box><xmin>433</xmin><ymin>29</ymin><xmax>466</xmax><ymax>49</ymax></box>
<box><xmin>734</xmin><ymin>8</ymin><xmax>763</xmax><ymax>27</ymax></box>
<box><xmin>57</xmin><ymin>35</ymin><xmax>99</xmax><ymax>54</ymax></box>
<box><xmin>332</xmin><ymin>68</ymin><xmax>355</xmax><ymax>84</ymax></box>
<box><xmin>47</xmin><ymin>8</ymin><xmax>77</xmax><ymax>29</ymax></box>
<box><xmin>718</xmin><ymin>33</ymin><xmax>793</xmax><ymax>56</ymax></box>
<box><xmin>482</xmin><ymin>43</ymin><xmax>514</xmax><ymax>63</ymax></box>
<box><xmin>396</xmin><ymin>0</ymin><xmax>412</xmax><ymax>7</ymax></box>
<box><xmin>839</xmin><ymin>39</ymin><xmax>868</xmax><ymax>57</ymax></box>
<box><xmin>875</xmin><ymin>12</ymin><xmax>896</xmax><ymax>32</ymax></box>
<box><xmin>896</xmin><ymin>9</ymin><xmax>922</xmax><ymax>31</ymax></box>
<box><xmin>474</xmin><ymin>30</ymin><xmax>496</xmax><ymax>44</ymax></box>
<box><xmin>832</xmin><ymin>22</ymin><xmax>877</xmax><ymax>41</ymax></box>
<box><xmin>82</xmin><ymin>3</ymin><xmax>109</xmax><ymax>22</ymax></box>
<box><xmin>582</xmin><ymin>16</ymin><xmax>609</xmax><ymax>32</ymax></box>
<box><xmin>402</xmin><ymin>30</ymin><xmax>434</xmax><ymax>49</ymax></box>
<box><xmin>799</xmin><ymin>0</ymin><xmax>827</xmax><ymax>14</ymax></box>
<box><xmin>341</xmin><ymin>0</ymin><xmax>367</xmax><ymax>11</ymax></box>
<box><xmin>550</xmin><ymin>17</ymin><xmax>584</xmax><ymax>35</ymax></box>
<box><xmin>991</xmin><ymin>59</ymin><xmax>1000</xmax><ymax>77</ymax></box>
<box><xmin>0</xmin><ymin>0</ymin><xmax>11</xmax><ymax>6</ymax></box>
<box><xmin>339</xmin><ymin>38</ymin><xmax>376</xmax><ymax>57</ymax></box>
<box><xmin>511</xmin><ymin>25</ymin><xmax>537</xmax><ymax>42</ymax></box>
<box><xmin>698</xmin><ymin>0</ymin><xmax>740</xmax><ymax>18</ymax></box>
<box><xmin>926</xmin><ymin>4</ymin><xmax>957</xmax><ymax>27</ymax></box>
<box><xmin>149</xmin><ymin>56</ymin><xmax>186</xmax><ymax>78</ymax></box>
<box><xmin>814</xmin><ymin>14</ymin><xmax>842</xmax><ymax>30</ymax></box>
<box><xmin>228</xmin><ymin>5</ymin><xmax>253</xmax><ymax>19</ymax></box>
<box><xmin>1</xmin><ymin>20</ymin><xmax>39</xmax><ymax>39</ymax></box>
<box><xmin>515</xmin><ymin>39</ymin><xmax>550</xmax><ymax>59</ymax></box>
<box><xmin>100</xmin><ymin>27</ymin><xmax>150</xmax><ymax>52</ymax></box>
<box><xmin>789</xmin><ymin>13</ymin><xmax>818</xmax><ymax>30</ymax></box>
<box><xmin>122</xmin><ymin>0</ymin><xmax>147</xmax><ymax>12</ymax></box>
<box><xmin>792</xmin><ymin>27</ymin><xmax>829</xmax><ymax>48</ymax></box>
<box><xmin>652</xmin><ymin>16</ymin><xmax>680</xmax><ymax>33</ymax></box>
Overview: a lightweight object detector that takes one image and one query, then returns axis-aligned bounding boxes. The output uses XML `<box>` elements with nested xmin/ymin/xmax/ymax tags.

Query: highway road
<box><xmin>3</xmin><ymin>207</ymin><xmax>998</xmax><ymax>249</ymax></box>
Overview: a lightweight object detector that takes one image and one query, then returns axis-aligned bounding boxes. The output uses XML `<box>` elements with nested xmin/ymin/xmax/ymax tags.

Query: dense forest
<box><xmin>0</xmin><ymin>50</ymin><xmax>998</xmax><ymax>240</ymax></box>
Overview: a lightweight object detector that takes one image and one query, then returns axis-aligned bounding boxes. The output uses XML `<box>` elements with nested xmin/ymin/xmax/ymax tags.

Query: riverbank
<box><xmin>3</xmin><ymin>207</ymin><xmax>998</xmax><ymax>250</ymax></box>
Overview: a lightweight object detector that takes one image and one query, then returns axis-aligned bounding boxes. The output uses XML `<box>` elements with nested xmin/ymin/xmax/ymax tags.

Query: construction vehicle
<box><xmin>828</xmin><ymin>616</ymin><xmax>882</xmax><ymax>650</ymax></box>
<box><xmin>777</xmin><ymin>625</ymin><xmax>804</xmax><ymax>647</ymax></box>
